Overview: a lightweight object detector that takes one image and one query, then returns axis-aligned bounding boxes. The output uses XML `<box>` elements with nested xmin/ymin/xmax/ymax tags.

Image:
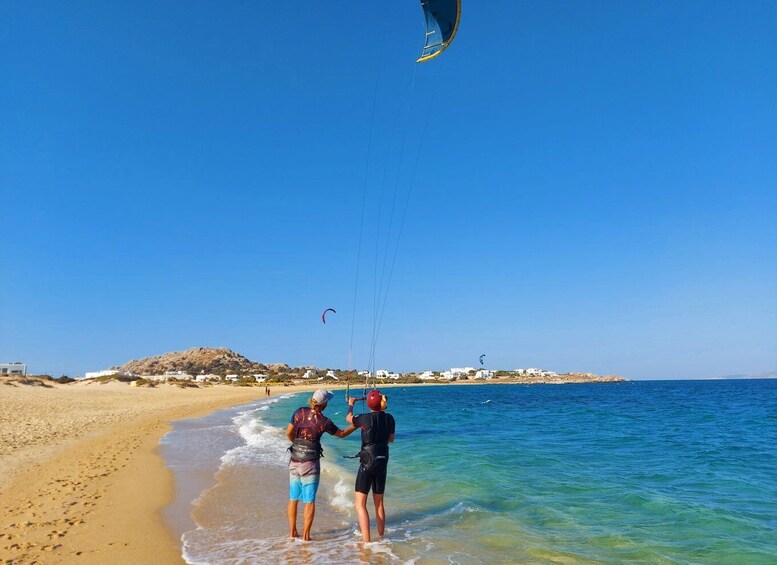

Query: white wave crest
<box><xmin>220</xmin><ymin>409</ymin><xmax>289</xmax><ymax>468</ymax></box>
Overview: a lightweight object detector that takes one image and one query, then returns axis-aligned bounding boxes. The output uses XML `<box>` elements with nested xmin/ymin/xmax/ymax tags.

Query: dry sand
<box><xmin>0</xmin><ymin>380</ymin><xmax>324</xmax><ymax>565</ymax></box>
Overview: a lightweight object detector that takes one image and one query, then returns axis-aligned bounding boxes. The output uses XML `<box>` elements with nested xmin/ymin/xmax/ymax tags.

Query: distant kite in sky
<box><xmin>479</xmin><ymin>354</ymin><xmax>486</xmax><ymax>365</ymax></box>
<box><xmin>322</xmin><ymin>308</ymin><xmax>336</xmax><ymax>324</ymax></box>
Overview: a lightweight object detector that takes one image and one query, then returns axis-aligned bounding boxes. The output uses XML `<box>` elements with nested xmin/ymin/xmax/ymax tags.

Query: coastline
<box><xmin>0</xmin><ymin>378</ymin><xmax>622</xmax><ymax>564</ymax></box>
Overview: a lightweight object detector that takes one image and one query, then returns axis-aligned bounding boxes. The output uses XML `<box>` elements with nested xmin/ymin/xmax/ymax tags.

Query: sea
<box><xmin>159</xmin><ymin>380</ymin><xmax>777</xmax><ymax>564</ymax></box>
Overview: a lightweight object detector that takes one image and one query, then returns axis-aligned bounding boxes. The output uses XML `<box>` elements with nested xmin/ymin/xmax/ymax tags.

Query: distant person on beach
<box><xmin>286</xmin><ymin>388</ymin><xmax>356</xmax><ymax>541</ymax></box>
<box><xmin>346</xmin><ymin>389</ymin><xmax>395</xmax><ymax>542</ymax></box>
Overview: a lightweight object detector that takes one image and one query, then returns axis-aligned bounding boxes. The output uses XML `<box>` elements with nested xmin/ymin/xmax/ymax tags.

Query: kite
<box><xmin>417</xmin><ymin>0</ymin><xmax>462</xmax><ymax>63</ymax></box>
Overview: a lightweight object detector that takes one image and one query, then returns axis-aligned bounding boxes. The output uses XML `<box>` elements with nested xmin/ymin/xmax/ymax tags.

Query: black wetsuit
<box><xmin>353</xmin><ymin>411</ymin><xmax>395</xmax><ymax>495</ymax></box>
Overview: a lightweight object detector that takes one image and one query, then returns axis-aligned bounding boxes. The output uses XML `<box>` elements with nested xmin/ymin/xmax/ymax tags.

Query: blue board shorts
<box><xmin>289</xmin><ymin>459</ymin><xmax>321</xmax><ymax>503</ymax></box>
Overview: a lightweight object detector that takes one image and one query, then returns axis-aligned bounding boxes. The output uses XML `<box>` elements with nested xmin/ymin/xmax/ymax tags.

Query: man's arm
<box><xmin>346</xmin><ymin>396</ymin><xmax>357</xmax><ymax>425</ymax></box>
<box><xmin>286</xmin><ymin>423</ymin><xmax>295</xmax><ymax>442</ymax></box>
<box><xmin>334</xmin><ymin>425</ymin><xmax>357</xmax><ymax>438</ymax></box>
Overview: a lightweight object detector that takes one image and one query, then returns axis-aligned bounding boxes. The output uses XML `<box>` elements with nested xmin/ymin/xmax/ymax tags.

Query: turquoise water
<box><xmin>164</xmin><ymin>380</ymin><xmax>777</xmax><ymax>564</ymax></box>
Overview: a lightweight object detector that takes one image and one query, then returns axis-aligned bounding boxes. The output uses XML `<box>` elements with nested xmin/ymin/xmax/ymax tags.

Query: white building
<box><xmin>515</xmin><ymin>368</ymin><xmax>558</xmax><ymax>378</ymax></box>
<box><xmin>325</xmin><ymin>370</ymin><xmax>339</xmax><ymax>381</ymax></box>
<box><xmin>145</xmin><ymin>375</ymin><xmax>170</xmax><ymax>382</ymax></box>
<box><xmin>387</xmin><ymin>373</ymin><xmax>401</xmax><ymax>380</ymax></box>
<box><xmin>195</xmin><ymin>374</ymin><xmax>222</xmax><ymax>382</ymax></box>
<box><xmin>0</xmin><ymin>362</ymin><xmax>27</xmax><ymax>376</ymax></box>
<box><xmin>418</xmin><ymin>371</ymin><xmax>436</xmax><ymax>380</ymax></box>
<box><xmin>439</xmin><ymin>367</ymin><xmax>476</xmax><ymax>380</ymax></box>
<box><xmin>83</xmin><ymin>369</ymin><xmax>127</xmax><ymax>380</ymax></box>
<box><xmin>225</xmin><ymin>374</ymin><xmax>240</xmax><ymax>382</ymax></box>
<box><xmin>166</xmin><ymin>371</ymin><xmax>193</xmax><ymax>381</ymax></box>
<box><xmin>302</xmin><ymin>369</ymin><xmax>316</xmax><ymax>380</ymax></box>
<box><xmin>253</xmin><ymin>374</ymin><xmax>268</xmax><ymax>383</ymax></box>
<box><xmin>375</xmin><ymin>370</ymin><xmax>390</xmax><ymax>379</ymax></box>
<box><xmin>474</xmin><ymin>370</ymin><xmax>494</xmax><ymax>379</ymax></box>
<box><xmin>358</xmin><ymin>370</ymin><xmax>370</xmax><ymax>377</ymax></box>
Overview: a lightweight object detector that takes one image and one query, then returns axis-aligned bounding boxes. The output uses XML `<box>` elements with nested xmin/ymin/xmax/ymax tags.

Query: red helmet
<box><xmin>367</xmin><ymin>389</ymin><xmax>385</xmax><ymax>411</ymax></box>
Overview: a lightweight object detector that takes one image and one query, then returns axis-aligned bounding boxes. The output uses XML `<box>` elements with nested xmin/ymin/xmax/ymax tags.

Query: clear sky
<box><xmin>2</xmin><ymin>1</ymin><xmax>775</xmax><ymax>380</ymax></box>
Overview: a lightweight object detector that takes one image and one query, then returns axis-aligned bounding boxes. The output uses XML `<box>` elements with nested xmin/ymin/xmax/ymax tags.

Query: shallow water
<box><xmin>162</xmin><ymin>380</ymin><xmax>777</xmax><ymax>564</ymax></box>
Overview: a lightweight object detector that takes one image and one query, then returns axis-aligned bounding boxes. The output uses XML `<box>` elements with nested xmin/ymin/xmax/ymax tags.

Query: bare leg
<box><xmin>287</xmin><ymin>500</ymin><xmax>299</xmax><ymax>538</ymax></box>
<box><xmin>354</xmin><ymin>491</ymin><xmax>371</xmax><ymax>542</ymax></box>
<box><xmin>372</xmin><ymin>493</ymin><xmax>386</xmax><ymax>537</ymax></box>
<box><xmin>302</xmin><ymin>502</ymin><xmax>316</xmax><ymax>541</ymax></box>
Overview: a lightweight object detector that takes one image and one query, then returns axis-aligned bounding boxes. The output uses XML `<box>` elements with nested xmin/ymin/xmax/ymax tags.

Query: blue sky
<box><xmin>2</xmin><ymin>1</ymin><xmax>775</xmax><ymax>380</ymax></box>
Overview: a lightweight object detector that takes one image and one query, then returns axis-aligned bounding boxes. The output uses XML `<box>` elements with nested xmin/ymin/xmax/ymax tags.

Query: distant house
<box><xmin>0</xmin><ymin>362</ymin><xmax>27</xmax><ymax>376</ymax></box>
<box><xmin>84</xmin><ymin>369</ymin><xmax>127</xmax><ymax>380</ymax></box>
<box><xmin>375</xmin><ymin>370</ymin><xmax>390</xmax><ymax>379</ymax></box>
<box><xmin>166</xmin><ymin>371</ymin><xmax>193</xmax><ymax>381</ymax></box>
<box><xmin>474</xmin><ymin>370</ymin><xmax>494</xmax><ymax>379</ymax></box>
<box><xmin>325</xmin><ymin>370</ymin><xmax>339</xmax><ymax>381</ymax></box>
<box><xmin>440</xmin><ymin>367</ymin><xmax>475</xmax><ymax>380</ymax></box>
<box><xmin>196</xmin><ymin>374</ymin><xmax>221</xmax><ymax>382</ymax></box>
<box><xmin>253</xmin><ymin>374</ymin><xmax>268</xmax><ymax>383</ymax></box>
<box><xmin>358</xmin><ymin>370</ymin><xmax>370</xmax><ymax>377</ymax></box>
<box><xmin>387</xmin><ymin>373</ymin><xmax>401</xmax><ymax>380</ymax></box>
<box><xmin>302</xmin><ymin>370</ymin><xmax>316</xmax><ymax>380</ymax></box>
<box><xmin>225</xmin><ymin>374</ymin><xmax>240</xmax><ymax>381</ymax></box>
<box><xmin>418</xmin><ymin>371</ymin><xmax>436</xmax><ymax>380</ymax></box>
<box><xmin>515</xmin><ymin>368</ymin><xmax>558</xmax><ymax>378</ymax></box>
<box><xmin>145</xmin><ymin>375</ymin><xmax>170</xmax><ymax>382</ymax></box>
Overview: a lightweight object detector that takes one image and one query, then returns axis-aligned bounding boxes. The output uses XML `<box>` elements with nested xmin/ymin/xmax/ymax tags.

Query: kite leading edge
<box><xmin>417</xmin><ymin>0</ymin><xmax>462</xmax><ymax>63</ymax></box>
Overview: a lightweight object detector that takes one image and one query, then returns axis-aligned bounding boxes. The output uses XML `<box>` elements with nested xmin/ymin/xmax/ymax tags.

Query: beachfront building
<box><xmin>474</xmin><ymin>370</ymin><xmax>494</xmax><ymax>379</ymax></box>
<box><xmin>375</xmin><ymin>370</ymin><xmax>390</xmax><ymax>379</ymax></box>
<box><xmin>418</xmin><ymin>371</ymin><xmax>436</xmax><ymax>381</ymax></box>
<box><xmin>439</xmin><ymin>367</ymin><xmax>476</xmax><ymax>380</ymax></box>
<box><xmin>0</xmin><ymin>362</ymin><xmax>27</xmax><ymax>376</ymax></box>
<box><xmin>145</xmin><ymin>375</ymin><xmax>170</xmax><ymax>382</ymax></box>
<box><xmin>166</xmin><ymin>371</ymin><xmax>193</xmax><ymax>381</ymax></box>
<box><xmin>515</xmin><ymin>368</ymin><xmax>559</xmax><ymax>378</ymax></box>
<box><xmin>195</xmin><ymin>374</ymin><xmax>221</xmax><ymax>382</ymax></box>
<box><xmin>302</xmin><ymin>369</ymin><xmax>316</xmax><ymax>380</ymax></box>
<box><xmin>225</xmin><ymin>374</ymin><xmax>240</xmax><ymax>382</ymax></box>
<box><xmin>83</xmin><ymin>369</ymin><xmax>130</xmax><ymax>380</ymax></box>
<box><xmin>325</xmin><ymin>370</ymin><xmax>339</xmax><ymax>381</ymax></box>
<box><xmin>253</xmin><ymin>374</ymin><xmax>268</xmax><ymax>383</ymax></box>
<box><xmin>358</xmin><ymin>370</ymin><xmax>370</xmax><ymax>377</ymax></box>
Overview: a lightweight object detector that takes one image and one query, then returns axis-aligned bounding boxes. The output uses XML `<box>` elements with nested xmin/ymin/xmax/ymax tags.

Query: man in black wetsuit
<box><xmin>346</xmin><ymin>389</ymin><xmax>395</xmax><ymax>542</ymax></box>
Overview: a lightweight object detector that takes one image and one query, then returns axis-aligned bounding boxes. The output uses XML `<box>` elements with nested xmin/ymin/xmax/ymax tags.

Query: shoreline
<box><xmin>0</xmin><ymin>378</ymin><xmax>621</xmax><ymax>564</ymax></box>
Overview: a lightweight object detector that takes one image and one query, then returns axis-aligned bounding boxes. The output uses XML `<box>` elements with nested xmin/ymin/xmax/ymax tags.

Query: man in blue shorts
<box><xmin>347</xmin><ymin>389</ymin><xmax>395</xmax><ymax>542</ymax></box>
<box><xmin>286</xmin><ymin>388</ymin><xmax>356</xmax><ymax>540</ymax></box>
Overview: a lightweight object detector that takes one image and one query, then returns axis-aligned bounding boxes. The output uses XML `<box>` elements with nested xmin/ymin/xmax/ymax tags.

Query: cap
<box><xmin>312</xmin><ymin>388</ymin><xmax>334</xmax><ymax>405</ymax></box>
<box><xmin>367</xmin><ymin>389</ymin><xmax>385</xmax><ymax>411</ymax></box>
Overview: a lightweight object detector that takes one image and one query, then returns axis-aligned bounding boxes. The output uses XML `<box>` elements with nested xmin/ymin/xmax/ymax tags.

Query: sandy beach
<box><xmin>0</xmin><ymin>381</ymin><xmax>326</xmax><ymax>565</ymax></box>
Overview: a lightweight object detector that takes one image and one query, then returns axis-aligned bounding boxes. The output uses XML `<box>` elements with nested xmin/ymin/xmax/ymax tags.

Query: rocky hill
<box><xmin>117</xmin><ymin>347</ymin><xmax>267</xmax><ymax>376</ymax></box>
